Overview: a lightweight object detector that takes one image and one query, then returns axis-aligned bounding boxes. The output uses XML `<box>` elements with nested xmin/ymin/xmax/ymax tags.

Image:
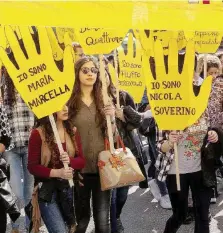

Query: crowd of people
<box><xmin>0</xmin><ymin>34</ymin><xmax>222</xmax><ymax>233</ymax></box>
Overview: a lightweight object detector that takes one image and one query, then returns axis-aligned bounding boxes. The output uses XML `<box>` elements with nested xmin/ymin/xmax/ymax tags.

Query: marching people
<box><xmin>156</xmin><ymin>64</ymin><xmax>223</xmax><ymax>232</ymax></box>
<box><xmin>0</xmin><ymin>66</ymin><xmax>20</xmax><ymax>233</ymax></box>
<box><xmin>104</xmin><ymin>59</ymin><xmax>147</xmax><ymax>233</ymax></box>
<box><xmin>72</xmin><ymin>42</ymin><xmax>85</xmax><ymax>61</ymax></box>
<box><xmin>157</xmin><ymin>125</ymin><xmax>222</xmax><ymax>233</ymax></box>
<box><xmin>0</xmin><ymin>108</ymin><xmax>21</xmax><ymax>233</ymax></box>
<box><xmin>195</xmin><ymin>54</ymin><xmax>222</xmax><ymax>204</ymax></box>
<box><xmin>139</xmin><ymin>89</ymin><xmax>171</xmax><ymax>209</ymax></box>
<box><xmin>28</xmin><ymin>105</ymin><xmax>85</xmax><ymax>233</ymax></box>
<box><xmin>217</xmin><ymin>53</ymin><xmax>223</xmax><ymax>73</ymax></box>
<box><xmin>154</xmin><ymin>52</ymin><xmax>223</xmax><ymax>233</ymax></box>
<box><xmin>1</xmin><ymin>24</ymin><xmax>223</xmax><ymax>233</ymax></box>
<box><xmin>68</xmin><ymin>56</ymin><xmax>116</xmax><ymax>233</ymax></box>
<box><xmin>1</xmin><ymin>65</ymin><xmax>35</xmax><ymax>233</ymax></box>
<box><xmin>208</xmin><ymin>71</ymin><xmax>223</xmax><ymax>130</ymax></box>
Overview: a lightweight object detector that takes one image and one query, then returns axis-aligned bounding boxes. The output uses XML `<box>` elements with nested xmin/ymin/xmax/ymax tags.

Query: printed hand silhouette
<box><xmin>56</xmin><ymin>27</ymin><xmax>76</xmax><ymax>44</ymax></box>
<box><xmin>137</xmin><ymin>30</ymin><xmax>186</xmax><ymax>56</ymax></box>
<box><xmin>46</xmin><ymin>27</ymin><xmax>64</xmax><ymax>61</ymax></box>
<box><xmin>143</xmin><ymin>39</ymin><xmax>212</xmax><ymax>130</ymax></box>
<box><xmin>0</xmin><ymin>26</ymin><xmax>74</xmax><ymax>118</ymax></box>
<box><xmin>117</xmin><ymin>32</ymin><xmax>145</xmax><ymax>103</ymax></box>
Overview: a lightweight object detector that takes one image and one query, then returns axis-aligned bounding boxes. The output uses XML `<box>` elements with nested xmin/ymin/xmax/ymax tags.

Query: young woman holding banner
<box><xmin>68</xmin><ymin>56</ymin><xmax>116</xmax><ymax>233</ymax></box>
<box><xmin>156</xmin><ymin>121</ymin><xmax>222</xmax><ymax>233</ymax></box>
<box><xmin>154</xmin><ymin>53</ymin><xmax>223</xmax><ymax>233</ymax></box>
<box><xmin>28</xmin><ymin>105</ymin><xmax>85</xmax><ymax>233</ymax></box>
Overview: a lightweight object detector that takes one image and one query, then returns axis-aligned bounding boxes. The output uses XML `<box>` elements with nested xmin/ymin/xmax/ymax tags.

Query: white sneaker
<box><xmin>160</xmin><ymin>194</ymin><xmax>172</xmax><ymax>209</ymax></box>
<box><xmin>148</xmin><ymin>179</ymin><xmax>161</xmax><ymax>201</ymax></box>
<box><xmin>210</xmin><ymin>197</ymin><xmax>217</xmax><ymax>204</ymax></box>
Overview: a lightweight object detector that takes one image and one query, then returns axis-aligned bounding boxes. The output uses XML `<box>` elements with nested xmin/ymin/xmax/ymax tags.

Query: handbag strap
<box><xmin>105</xmin><ymin>136</ymin><xmax>126</xmax><ymax>153</ymax></box>
<box><xmin>105</xmin><ymin>138</ymin><xmax>110</xmax><ymax>151</ymax></box>
<box><xmin>116</xmin><ymin>136</ymin><xmax>127</xmax><ymax>152</ymax></box>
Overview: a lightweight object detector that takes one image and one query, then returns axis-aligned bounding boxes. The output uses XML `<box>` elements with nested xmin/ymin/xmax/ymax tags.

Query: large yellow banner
<box><xmin>116</xmin><ymin>32</ymin><xmax>145</xmax><ymax>103</ymax></box>
<box><xmin>76</xmin><ymin>28</ymin><xmax>127</xmax><ymax>55</ymax></box>
<box><xmin>0</xmin><ymin>26</ymin><xmax>75</xmax><ymax>118</ymax></box>
<box><xmin>143</xmin><ymin>39</ymin><xmax>212</xmax><ymax>130</ymax></box>
<box><xmin>0</xmin><ymin>1</ymin><xmax>223</xmax><ymax>30</ymax></box>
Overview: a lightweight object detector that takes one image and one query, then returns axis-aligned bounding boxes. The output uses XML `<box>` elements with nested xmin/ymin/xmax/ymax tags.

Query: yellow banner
<box><xmin>137</xmin><ymin>30</ymin><xmax>186</xmax><ymax>56</ymax></box>
<box><xmin>0</xmin><ymin>26</ymin><xmax>75</xmax><ymax>118</ymax></box>
<box><xmin>117</xmin><ymin>32</ymin><xmax>145</xmax><ymax>103</ymax></box>
<box><xmin>56</xmin><ymin>27</ymin><xmax>76</xmax><ymax>44</ymax></box>
<box><xmin>185</xmin><ymin>31</ymin><xmax>223</xmax><ymax>53</ymax></box>
<box><xmin>0</xmin><ymin>1</ymin><xmax>223</xmax><ymax>30</ymax></box>
<box><xmin>46</xmin><ymin>27</ymin><xmax>64</xmax><ymax>61</ymax></box>
<box><xmin>143</xmin><ymin>39</ymin><xmax>212</xmax><ymax>130</ymax></box>
<box><xmin>76</xmin><ymin>28</ymin><xmax>127</xmax><ymax>55</ymax></box>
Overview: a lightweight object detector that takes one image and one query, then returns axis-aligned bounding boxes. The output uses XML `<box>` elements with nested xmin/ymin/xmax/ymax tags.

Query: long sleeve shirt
<box><xmin>208</xmin><ymin>76</ymin><xmax>223</xmax><ymax>128</ymax></box>
<box><xmin>72</xmin><ymin>101</ymin><xmax>105</xmax><ymax>173</ymax></box>
<box><xmin>2</xmin><ymin>80</ymin><xmax>34</xmax><ymax>148</ymax></box>
<box><xmin>28</xmin><ymin>129</ymin><xmax>85</xmax><ymax>178</ymax></box>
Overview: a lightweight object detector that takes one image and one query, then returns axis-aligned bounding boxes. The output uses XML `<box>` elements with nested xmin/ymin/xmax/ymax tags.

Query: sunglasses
<box><xmin>81</xmin><ymin>67</ymin><xmax>99</xmax><ymax>74</ymax></box>
<box><xmin>75</xmin><ymin>53</ymin><xmax>85</xmax><ymax>58</ymax></box>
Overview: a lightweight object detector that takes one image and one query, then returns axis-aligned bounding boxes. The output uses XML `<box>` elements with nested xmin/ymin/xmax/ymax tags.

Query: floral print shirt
<box><xmin>208</xmin><ymin>76</ymin><xmax>223</xmax><ymax>129</ymax></box>
<box><xmin>168</xmin><ymin>115</ymin><xmax>208</xmax><ymax>174</ymax></box>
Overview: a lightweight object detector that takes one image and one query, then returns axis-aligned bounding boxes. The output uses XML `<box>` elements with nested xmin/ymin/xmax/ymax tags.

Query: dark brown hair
<box><xmin>105</xmin><ymin>67</ymin><xmax>116</xmax><ymax>101</ymax></box>
<box><xmin>207</xmin><ymin>62</ymin><xmax>220</xmax><ymax>72</ymax></box>
<box><xmin>2</xmin><ymin>66</ymin><xmax>17</xmax><ymax>107</ymax></box>
<box><xmin>72</xmin><ymin>42</ymin><xmax>83</xmax><ymax>53</ymax></box>
<box><xmin>217</xmin><ymin>53</ymin><xmax>223</xmax><ymax>60</ymax></box>
<box><xmin>34</xmin><ymin>114</ymin><xmax>77</xmax><ymax>166</ymax></box>
<box><xmin>68</xmin><ymin>56</ymin><xmax>106</xmax><ymax>131</ymax></box>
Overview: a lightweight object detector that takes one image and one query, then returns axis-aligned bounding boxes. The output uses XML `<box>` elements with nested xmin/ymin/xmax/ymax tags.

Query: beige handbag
<box><xmin>98</xmin><ymin>137</ymin><xmax>145</xmax><ymax>191</ymax></box>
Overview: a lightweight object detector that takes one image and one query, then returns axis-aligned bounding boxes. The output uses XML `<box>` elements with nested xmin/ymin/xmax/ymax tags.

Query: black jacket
<box><xmin>0</xmin><ymin>106</ymin><xmax>20</xmax><ymax>221</ymax></box>
<box><xmin>201</xmin><ymin>127</ymin><xmax>223</xmax><ymax>188</ymax></box>
<box><xmin>139</xmin><ymin>116</ymin><xmax>157</xmax><ymax>160</ymax></box>
<box><xmin>115</xmin><ymin>91</ymin><xmax>142</xmax><ymax>151</ymax></box>
<box><xmin>115</xmin><ymin>91</ymin><xmax>148</xmax><ymax>188</ymax></box>
<box><xmin>0</xmin><ymin>158</ymin><xmax>20</xmax><ymax>222</ymax></box>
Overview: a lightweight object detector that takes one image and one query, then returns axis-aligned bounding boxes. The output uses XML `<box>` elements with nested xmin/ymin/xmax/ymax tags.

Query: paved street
<box><xmin>7</xmin><ymin>182</ymin><xmax>223</xmax><ymax>233</ymax></box>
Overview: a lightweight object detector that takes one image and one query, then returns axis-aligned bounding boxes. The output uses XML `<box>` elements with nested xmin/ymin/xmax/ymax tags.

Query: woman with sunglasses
<box><xmin>68</xmin><ymin>56</ymin><xmax>116</xmax><ymax>233</ymax></box>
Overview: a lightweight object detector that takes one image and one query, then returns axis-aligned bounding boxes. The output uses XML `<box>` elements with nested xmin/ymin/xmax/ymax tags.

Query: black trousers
<box><xmin>75</xmin><ymin>174</ymin><xmax>111</xmax><ymax>233</ymax></box>
<box><xmin>110</xmin><ymin>186</ymin><xmax>129</xmax><ymax>232</ymax></box>
<box><xmin>147</xmin><ymin>145</ymin><xmax>156</xmax><ymax>179</ymax></box>
<box><xmin>0</xmin><ymin>201</ymin><xmax>7</xmax><ymax>233</ymax></box>
<box><xmin>164</xmin><ymin>171</ymin><xmax>212</xmax><ymax>233</ymax></box>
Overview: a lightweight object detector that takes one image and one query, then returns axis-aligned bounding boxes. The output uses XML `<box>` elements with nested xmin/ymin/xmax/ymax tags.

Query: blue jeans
<box><xmin>147</xmin><ymin>140</ymin><xmax>168</xmax><ymax>196</ymax></box>
<box><xmin>4</xmin><ymin>146</ymin><xmax>34</xmax><ymax>229</ymax></box>
<box><xmin>157</xmin><ymin>180</ymin><xmax>168</xmax><ymax>197</ymax></box>
<box><xmin>39</xmin><ymin>192</ymin><xmax>67</xmax><ymax>233</ymax></box>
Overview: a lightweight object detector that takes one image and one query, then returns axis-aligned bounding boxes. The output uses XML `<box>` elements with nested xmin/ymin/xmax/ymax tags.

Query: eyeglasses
<box><xmin>81</xmin><ymin>67</ymin><xmax>99</xmax><ymax>74</ymax></box>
